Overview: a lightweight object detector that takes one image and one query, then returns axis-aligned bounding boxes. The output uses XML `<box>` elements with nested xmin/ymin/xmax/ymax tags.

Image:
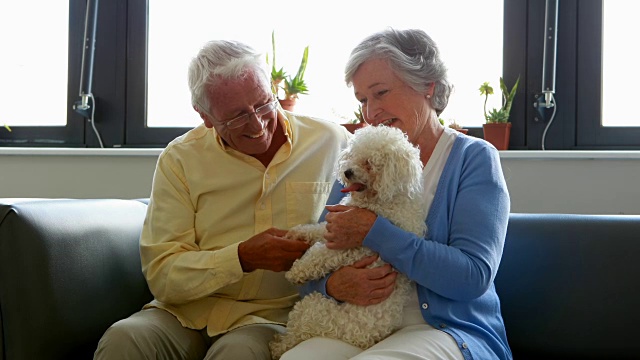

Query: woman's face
<box><xmin>351</xmin><ymin>58</ymin><xmax>433</xmax><ymax>144</ymax></box>
<box><xmin>199</xmin><ymin>70</ymin><xmax>278</xmax><ymax>156</ymax></box>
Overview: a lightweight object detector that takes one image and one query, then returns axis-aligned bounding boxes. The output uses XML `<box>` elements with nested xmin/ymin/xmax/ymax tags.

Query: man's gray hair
<box><xmin>188</xmin><ymin>40</ymin><xmax>269</xmax><ymax>116</ymax></box>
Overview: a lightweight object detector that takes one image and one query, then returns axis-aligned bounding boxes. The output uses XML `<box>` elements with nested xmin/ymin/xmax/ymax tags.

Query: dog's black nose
<box><xmin>344</xmin><ymin>169</ymin><xmax>354</xmax><ymax>179</ymax></box>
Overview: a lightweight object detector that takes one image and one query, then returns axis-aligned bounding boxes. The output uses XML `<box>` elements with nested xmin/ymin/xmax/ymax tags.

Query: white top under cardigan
<box><xmin>402</xmin><ymin>126</ymin><xmax>457</xmax><ymax>327</ymax></box>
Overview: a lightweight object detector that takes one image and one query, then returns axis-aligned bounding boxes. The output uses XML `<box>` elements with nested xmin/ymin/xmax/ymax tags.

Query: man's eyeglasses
<box><xmin>224</xmin><ymin>100</ymin><xmax>278</xmax><ymax>129</ymax></box>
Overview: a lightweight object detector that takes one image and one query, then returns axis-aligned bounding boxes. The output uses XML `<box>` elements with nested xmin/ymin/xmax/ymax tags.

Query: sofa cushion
<box><xmin>0</xmin><ymin>199</ymin><xmax>153</xmax><ymax>360</ymax></box>
<box><xmin>496</xmin><ymin>213</ymin><xmax>640</xmax><ymax>359</ymax></box>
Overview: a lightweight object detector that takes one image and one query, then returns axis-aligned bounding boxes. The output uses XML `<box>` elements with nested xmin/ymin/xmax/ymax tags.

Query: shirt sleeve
<box><xmin>140</xmin><ymin>151</ymin><xmax>244</xmax><ymax>305</ymax></box>
<box><xmin>364</xmin><ymin>143</ymin><xmax>510</xmax><ymax>301</ymax></box>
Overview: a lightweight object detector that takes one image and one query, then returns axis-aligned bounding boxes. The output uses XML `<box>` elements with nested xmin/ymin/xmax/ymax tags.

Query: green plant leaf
<box><xmin>269</xmin><ymin>30</ymin><xmax>310</xmax><ymax>100</ymax></box>
<box><xmin>479</xmin><ymin>82</ymin><xmax>494</xmax><ymax>121</ymax></box>
<box><xmin>499</xmin><ymin>76</ymin><xmax>520</xmax><ymax>118</ymax></box>
<box><xmin>284</xmin><ymin>77</ymin><xmax>309</xmax><ymax>98</ymax></box>
<box><xmin>480</xmin><ymin>76</ymin><xmax>519</xmax><ymax>123</ymax></box>
<box><xmin>270</xmin><ymin>30</ymin><xmax>277</xmax><ymax>74</ymax></box>
<box><xmin>283</xmin><ymin>46</ymin><xmax>310</xmax><ymax>99</ymax></box>
<box><xmin>352</xmin><ymin>104</ymin><xmax>364</xmax><ymax>123</ymax></box>
<box><xmin>486</xmin><ymin>108</ymin><xmax>509</xmax><ymax>123</ymax></box>
<box><xmin>479</xmin><ymin>82</ymin><xmax>494</xmax><ymax>96</ymax></box>
<box><xmin>271</xmin><ymin>67</ymin><xmax>286</xmax><ymax>82</ymax></box>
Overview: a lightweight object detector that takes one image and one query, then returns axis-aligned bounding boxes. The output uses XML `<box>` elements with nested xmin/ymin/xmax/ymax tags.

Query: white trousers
<box><xmin>279</xmin><ymin>324</ymin><xmax>465</xmax><ymax>360</ymax></box>
<box><xmin>280</xmin><ymin>288</ymin><xmax>465</xmax><ymax>360</ymax></box>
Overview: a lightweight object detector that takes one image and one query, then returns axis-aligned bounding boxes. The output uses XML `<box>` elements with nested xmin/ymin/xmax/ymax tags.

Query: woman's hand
<box><xmin>326</xmin><ymin>255</ymin><xmax>397</xmax><ymax>305</ymax></box>
<box><xmin>324</xmin><ymin>204</ymin><xmax>377</xmax><ymax>250</ymax></box>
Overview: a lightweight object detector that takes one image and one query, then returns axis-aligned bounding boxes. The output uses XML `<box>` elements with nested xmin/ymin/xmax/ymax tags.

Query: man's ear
<box><xmin>194</xmin><ymin>105</ymin><xmax>214</xmax><ymax>128</ymax></box>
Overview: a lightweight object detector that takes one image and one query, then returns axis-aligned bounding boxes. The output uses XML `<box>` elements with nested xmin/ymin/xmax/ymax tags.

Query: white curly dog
<box><xmin>269</xmin><ymin>125</ymin><xmax>428</xmax><ymax>359</ymax></box>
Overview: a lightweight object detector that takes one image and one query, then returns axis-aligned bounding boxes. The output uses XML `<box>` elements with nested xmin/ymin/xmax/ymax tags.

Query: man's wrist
<box><xmin>237</xmin><ymin>242</ymin><xmax>254</xmax><ymax>272</ymax></box>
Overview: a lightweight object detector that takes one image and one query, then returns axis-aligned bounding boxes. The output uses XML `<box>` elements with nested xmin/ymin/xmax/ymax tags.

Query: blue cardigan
<box><xmin>303</xmin><ymin>133</ymin><xmax>513</xmax><ymax>360</ymax></box>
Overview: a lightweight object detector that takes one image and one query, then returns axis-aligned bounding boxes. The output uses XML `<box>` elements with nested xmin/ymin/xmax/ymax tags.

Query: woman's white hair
<box><xmin>344</xmin><ymin>28</ymin><xmax>454</xmax><ymax>116</ymax></box>
<box><xmin>188</xmin><ymin>40</ymin><xmax>270</xmax><ymax>116</ymax></box>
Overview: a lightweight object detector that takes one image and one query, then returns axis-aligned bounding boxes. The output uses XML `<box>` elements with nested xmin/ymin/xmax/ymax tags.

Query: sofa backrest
<box><xmin>0</xmin><ymin>199</ymin><xmax>153</xmax><ymax>360</ymax></box>
<box><xmin>496</xmin><ymin>213</ymin><xmax>640</xmax><ymax>359</ymax></box>
<box><xmin>2</xmin><ymin>199</ymin><xmax>639</xmax><ymax>360</ymax></box>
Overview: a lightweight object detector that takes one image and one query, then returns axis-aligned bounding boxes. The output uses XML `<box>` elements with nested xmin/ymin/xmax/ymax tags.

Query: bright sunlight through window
<box><xmin>0</xmin><ymin>1</ymin><xmax>68</xmax><ymax>127</ymax></box>
<box><xmin>601</xmin><ymin>0</ymin><xmax>639</xmax><ymax>127</ymax></box>
<box><xmin>147</xmin><ymin>0</ymin><xmax>504</xmax><ymax>128</ymax></box>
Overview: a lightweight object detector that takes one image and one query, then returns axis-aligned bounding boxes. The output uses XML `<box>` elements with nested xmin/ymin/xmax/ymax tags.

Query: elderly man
<box><xmin>94</xmin><ymin>39</ymin><xmax>351</xmax><ymax>360</ymax></box>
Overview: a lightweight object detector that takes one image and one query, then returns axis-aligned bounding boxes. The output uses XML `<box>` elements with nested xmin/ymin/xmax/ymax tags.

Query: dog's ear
<box><xmin>371</xmin><ymin>142</ymin><xmax>423</xmax><ymax>201</ymax></box>
<box><xmin>334</xmin><ymin>145</ymin><xmax>352</xmax><ymax>185</ymax></box>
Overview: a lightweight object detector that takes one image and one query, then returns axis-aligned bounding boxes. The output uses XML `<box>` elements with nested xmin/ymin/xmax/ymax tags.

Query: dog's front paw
<box><xmin>285</xmin><ymin>242</ymin><xmax>328</xmax><ymax>284</ymax></box>
<box><xmin>269</xmin><ymin>336</ymin><xmax>288</xmax><ymax>360</ymax></box>
<box><xmin>285</xmin><ymin>223</ymin><xmax>327</xmax><ymax>245</ymax></box>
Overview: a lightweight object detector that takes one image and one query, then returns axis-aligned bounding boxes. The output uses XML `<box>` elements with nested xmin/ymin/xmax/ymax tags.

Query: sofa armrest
<box><xmin>0</xmin><ymin>199</ymin><xmax>153</xmax><ymax>360</ymax></box>
<box><xmin>496</xmin><ymin>213</ymin><xmax>640</xmax><ymax>359</ymax></box>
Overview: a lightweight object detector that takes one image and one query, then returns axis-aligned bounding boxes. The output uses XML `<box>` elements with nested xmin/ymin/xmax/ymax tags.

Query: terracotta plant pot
<box><xmin>456</xmin><ymin>128</ymin><xmax>469</xmax><ymax>135</ymax></box>
<box><xmin>341</xmin><ymin>122</ymin><xmax>368</xmax><ymax>134</ymax></box>
<box><xmin>279</xmin><ymin>99</ymin><xmax>296</xmax><ymax>111</ymax></box>
<box><xmin>482</xmin><ymin>122</ymin><xmax>512</xmax><ymax>150</ymax></box>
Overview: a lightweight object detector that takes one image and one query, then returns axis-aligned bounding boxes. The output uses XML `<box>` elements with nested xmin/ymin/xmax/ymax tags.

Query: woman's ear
<box><xmin>425</xmin><ymin>82</ymin><xmax>436</xmax><ymax>99</ymax></box>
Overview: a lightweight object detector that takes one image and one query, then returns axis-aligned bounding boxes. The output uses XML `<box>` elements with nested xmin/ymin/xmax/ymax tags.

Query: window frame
<box><xmin>124</xmin><ymin>0</ymin><xmax>189</xmax><ymax>147</ymax></box>
<box><xmin>2</xmin><ymin>0</ymin><xmax>638</xmax><ymax>150</ymax></box>
<box><xmin>575</xmin><ymin>0</ymin><xmax>640</xmax><ymax>149</ymax></box>
<box><xmin>126</xmin><ymin>0</ymin><xmax>529</xmax><ymax>148</ymax></box>
<box><xmin>0</xmin><ymin>0</ymin><xmax>86</xmax><ymax>147</ymax></box>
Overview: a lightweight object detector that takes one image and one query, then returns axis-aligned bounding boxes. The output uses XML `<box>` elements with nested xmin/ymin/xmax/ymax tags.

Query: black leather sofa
<box><xmin>1</xmin><ymin>198</ymin><xmax>639</xmax><ymax>359</ymax></box>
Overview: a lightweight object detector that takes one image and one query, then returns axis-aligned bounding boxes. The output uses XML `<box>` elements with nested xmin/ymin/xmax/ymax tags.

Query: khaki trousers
<box><xmin>94</xmin><ymin>308</ymin><xmax>285</xmax><ymax>360</ymax></box>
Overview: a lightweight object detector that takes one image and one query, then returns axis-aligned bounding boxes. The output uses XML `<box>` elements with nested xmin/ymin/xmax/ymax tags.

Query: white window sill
<box><xmin>0</xmin><ymin>147</ymin><xmax>162</xmax><ymax>156</ymax></box>
<box><xmin>1</xmin><ymin>147</ymin><xmax>640</xmax><ymax>160</ymax></box>
<box><xmin>500</xmin><ymin>150</ymin><xmax>640</xmax><ymax>160</ymax></box>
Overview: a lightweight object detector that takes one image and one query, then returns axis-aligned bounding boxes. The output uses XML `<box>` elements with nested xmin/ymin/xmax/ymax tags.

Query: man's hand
<box><xmin>326</xmin><ymin>255</ymin><xmax>397</xmax><ymax>305</ymax></box>
<box><xmin>238</xmin><ymin>228</ymin><xmax>310</xmax><ymax>272</ymax></box>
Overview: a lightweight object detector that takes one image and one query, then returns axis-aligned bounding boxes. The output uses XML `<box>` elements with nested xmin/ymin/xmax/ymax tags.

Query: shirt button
<box><xmin>439</xmin><ymin>323</ymin><xmax>446</xmax><ymax>329</ymax></box>
<box><xmin>462</xmin><ymin>343</ymin><xmax>468</xmax><ymax>349</ymax></box>
<box><xmin>260</xmin><ymin>203</ymin><xmax>265</xmax><ymax>210</ymax></box>
<box><xmin>421</xmin><ymin>303</ymin><xmax>428</xmax><ymax>309</ymax></box>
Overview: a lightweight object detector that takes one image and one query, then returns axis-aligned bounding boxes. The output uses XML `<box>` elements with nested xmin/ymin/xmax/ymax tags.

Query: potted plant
<box><xmin>267</xmin><ymin>31</ymin><xmax>287</xmax><ymax>98</ymax></box>
<box><xmin>266</xmin><ymin>31</ymin><xmax>309</xmax><ymax>111</ymax></box>
<box><xmin>341</xmin><ymin>105</ymin><xmax>368</xmax><ymax>133</ymax></box>
<box><xmin>479</xmin><ymin>76</ymin><xmax>520</xmax><ymax>150</ymax></box>
<box><xmin>447</xmin><ymin>119</ymin><xmax>468</xmax><ymax>134</ymax></box>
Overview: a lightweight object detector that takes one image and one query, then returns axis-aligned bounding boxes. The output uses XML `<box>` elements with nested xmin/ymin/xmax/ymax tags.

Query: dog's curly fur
<box><xmin>269</xmin><ymin>126</ymin><xmax>428</xmax><ymax>359</ymax></box>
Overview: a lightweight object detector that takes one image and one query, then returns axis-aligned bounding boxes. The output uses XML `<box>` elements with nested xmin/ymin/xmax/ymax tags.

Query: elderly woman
<box><xmin>281</xmin><ymin>28</ymin><xmax>512</xmax><ymax>360</ymax></box>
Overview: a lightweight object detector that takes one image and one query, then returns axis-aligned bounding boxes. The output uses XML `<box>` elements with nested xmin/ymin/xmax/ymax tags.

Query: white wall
<box><xmin>0</xmin><ymin>149</ymin><xmax>158</xmax><ymax>200</ymax></box>
<box><xmin>1</xmin><ymin>149</ymin><xmax>639</xmax><ymax>215</ymax></box>
<box><xmin>500</xmin><ymin>152</ymin><xmax>640</xmax><ymax>215</ymax></box>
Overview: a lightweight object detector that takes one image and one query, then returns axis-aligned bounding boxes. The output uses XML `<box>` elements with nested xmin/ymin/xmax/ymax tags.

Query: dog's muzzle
<box><xmin>344</xmin><ymin>169</ymin><xmax>354</xmax><ymax>180</ymax></box>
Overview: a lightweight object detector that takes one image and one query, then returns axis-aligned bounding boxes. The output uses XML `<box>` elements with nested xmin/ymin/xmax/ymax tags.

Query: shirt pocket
<box><xmin>286</xmin><ymin>182</ymin><xmax>332</xmax><ymax>228</ymax></box>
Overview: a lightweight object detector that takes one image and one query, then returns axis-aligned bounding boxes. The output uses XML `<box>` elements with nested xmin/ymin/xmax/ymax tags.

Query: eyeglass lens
<box><xmin>226</xmin><ymin>101</ymin><xmax>277</xmax><ymax>129</ymax></box>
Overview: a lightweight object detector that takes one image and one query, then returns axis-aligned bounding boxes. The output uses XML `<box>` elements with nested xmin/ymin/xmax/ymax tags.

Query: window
<box><xmin>0</xmin><ymin>1</ymin><xmax>68</xmax><ymax>127</ymax></box>
<box><xmin>144</xmin><ymin>1</ymin><xmax>504</xmax><ymax>130</ymax></box>
<box><xmin>0</xmin><ymin>0</ymin><xmax>85</xmax><ymax>146</ymax></box>
<box><xmin>601</xmin><ymin>0</ymin><xmax>638</xmax><ymax>127</ymax></box>
<box><xmin>1</xmin><ymin>0</ymin><xmax>638</xmax><ymax>150</ymax></box>
<box><xmin>575</xmin><ymin>0</ymin><xmax>640</xmax><ymax>149</ymax></box>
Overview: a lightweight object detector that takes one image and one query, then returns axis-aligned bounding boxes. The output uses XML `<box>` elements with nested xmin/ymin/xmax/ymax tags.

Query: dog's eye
<box><xmin>364</xmin><ymin>160</ymin><xmax>372</xmax><ymax>171</ymax></box>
